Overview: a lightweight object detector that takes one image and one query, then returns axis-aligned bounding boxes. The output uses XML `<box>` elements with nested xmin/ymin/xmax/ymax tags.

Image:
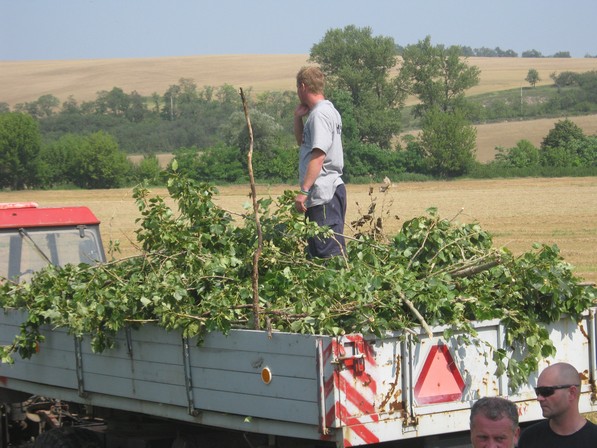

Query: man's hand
<box><xmin>294</xmin><ymin>103</ymin><xmax>310</xmax><ymax>118</ymax></box>
<box><xmin>295</xmin><ymin>192</ymin><xmax>308</xmax><ymax>213</ymax></box>
<box><xmin>294</xmin><ymin>104</ymin><xmax>309</xmax><ymax>145</ymax></box>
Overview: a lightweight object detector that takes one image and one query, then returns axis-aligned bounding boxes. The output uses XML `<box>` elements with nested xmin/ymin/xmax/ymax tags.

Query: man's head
<box><xmin>470</xmin><ymin>397</ymin><xmax>520</xmax><ymax>448</ymax></box>
<box><xmin>535</xmin><ymin>362</ymin><xmax>581</xmax><ymax>420</ymax></box>
<box><xmin>296</xmin><ymin>66</ymin><xmax>325</xmax><ymax>96</ymax></box>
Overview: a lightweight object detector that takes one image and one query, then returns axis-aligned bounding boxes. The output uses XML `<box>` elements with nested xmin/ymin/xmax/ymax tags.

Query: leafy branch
<box><xmin>0</xmin><ymin>173</ymin><xmax>594</xmax><ymax>392</ymax></box>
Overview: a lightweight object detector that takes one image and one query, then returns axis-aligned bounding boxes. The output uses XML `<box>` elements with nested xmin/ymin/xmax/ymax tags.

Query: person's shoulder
<box><xmin>519</xmin><ymin>420</ymin><xmax>550</xmax><ymax>439</ymax></box>
<box><xmin>583</xmin><ymin>419</ymin><xmax>597</xmax><ymax>432</ymax></box>
<box><xmin>311</xmin><ymin>100</ymin><xmax>340</xmax><ymax>121</ymax></box>
<box><xmin>522</xmin><ymin>419</ymin><xmax>550</xmax><ymax>431</ymax></box>
<box><xmin>517</xmin><ymin>420</ymin><xmax>550</xmax><ymax>448</ymax></box>
<box><xmin>313</xmin><ymin>99</ymin><xmax>334</xmax><ymax>111</ymax></box>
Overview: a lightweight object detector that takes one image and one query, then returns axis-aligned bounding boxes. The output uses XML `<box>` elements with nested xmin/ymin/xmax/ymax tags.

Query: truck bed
<box><xmin>1</xmin><ymin>308</ymin><xmax>595</xmax><ymax>447</ymax></box>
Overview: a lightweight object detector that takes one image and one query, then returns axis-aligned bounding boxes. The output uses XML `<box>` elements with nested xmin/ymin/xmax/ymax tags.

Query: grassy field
<box><xmin>1</xmin><ymin>177</ymin><xmax>596</xmax><ymax>284</ymax></box>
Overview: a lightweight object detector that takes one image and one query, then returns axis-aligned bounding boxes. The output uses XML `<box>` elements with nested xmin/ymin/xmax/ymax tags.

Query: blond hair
<box><xmin>296</xmin><ymin>66</ymin><xmax>325</xmax><ymax>95</ymax></box>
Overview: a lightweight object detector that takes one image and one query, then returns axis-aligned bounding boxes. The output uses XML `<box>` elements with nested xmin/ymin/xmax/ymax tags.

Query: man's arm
<box><xmin>301</xmin><ymin>148</ymin><xmax>325</xmax><ymax>192</ymax></box>
<box><xmin>295</xmin><ymin>148</ymin><xmax>325</xmax><ymax>213</ymax></box>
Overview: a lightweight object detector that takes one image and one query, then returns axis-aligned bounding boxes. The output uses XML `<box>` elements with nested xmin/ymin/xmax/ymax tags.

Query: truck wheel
<box><xmin>33</xmin><ymin>427</ymin><xmax>101</xmax><ymax>448</ymax></box>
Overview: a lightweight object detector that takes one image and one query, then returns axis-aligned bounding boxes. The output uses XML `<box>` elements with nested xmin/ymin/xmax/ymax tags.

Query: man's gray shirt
<box><xmin>299</xmin><ymin>99</ymin><xmax>344</xmax><ymax>207</ymax></box>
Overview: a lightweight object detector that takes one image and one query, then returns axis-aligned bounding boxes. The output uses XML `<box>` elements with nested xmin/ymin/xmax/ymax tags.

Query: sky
<box><xmin>1</xmin><ymin>0</ymin><xmax>596</xmax><ymax>61</ymax></box>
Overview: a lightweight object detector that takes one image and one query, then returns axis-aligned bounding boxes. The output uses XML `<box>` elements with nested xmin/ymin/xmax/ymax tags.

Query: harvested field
<box><xmin>2</xmin><ymin>55</ymin><xmax>597</xmax><ymax>107</ymax></box>
<box><xmin>403</xmin><ymin>114</ymin><xmax>597</xmax><ymax>163</ymax></box>
<box><xmin>1</xmin><ymin>177</ymin><xmax>596</xmax><ymax>283</ymax></box>
<box><xmin>0</xmin><ymin>54</ymin><xmax>310</xmax><ymax>107</ymax></box>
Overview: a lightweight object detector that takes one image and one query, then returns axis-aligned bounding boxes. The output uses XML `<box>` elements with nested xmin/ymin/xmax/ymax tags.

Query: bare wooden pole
<box><xmin>240</xmin><ymin>88</ymin><xmax>263</xmax><ymax>330</ymax></box>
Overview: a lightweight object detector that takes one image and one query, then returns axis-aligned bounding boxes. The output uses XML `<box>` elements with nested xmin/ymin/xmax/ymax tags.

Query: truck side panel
<box><xmin>1</xmin><ymin>308</ymin><xmax>595</xmax><ymax>448</ymax></box>
<box><xmin>0</xmin><ymin>310</ymin><xmax>330</xmax><ymax>431</ymax></box>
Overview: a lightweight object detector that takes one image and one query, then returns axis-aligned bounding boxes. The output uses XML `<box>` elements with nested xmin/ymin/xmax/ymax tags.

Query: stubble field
<box><xmin>3</xmin><ymin>55</ymin><xmax>597</xmax><ymax>105</ymax></box>
<box><xmin>1</xmin><ymin>177</ymin><xmax>596</xmax><ymax>284</ymax></box>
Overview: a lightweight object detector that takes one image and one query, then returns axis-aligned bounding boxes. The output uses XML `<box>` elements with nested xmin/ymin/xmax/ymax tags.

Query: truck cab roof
<box><xmin>0</xmin><ymin>203</ymin><xmax>106</xmax><ymax>283</ymax></box>
<box><xmin>0</xmin><ymin>203</ymin><xmax>100</xmax><ymax>229</ymax></box>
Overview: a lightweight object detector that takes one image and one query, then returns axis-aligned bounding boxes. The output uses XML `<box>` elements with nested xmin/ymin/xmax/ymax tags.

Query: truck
<box><xmin>0</xmin><ymin>202</ymin><xmax>595</xmax><ymax>448</ymax></box>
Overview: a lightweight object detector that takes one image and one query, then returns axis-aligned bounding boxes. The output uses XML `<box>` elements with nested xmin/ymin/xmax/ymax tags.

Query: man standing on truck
<box><xmin>293</xmin><ymin>66</ymin><xmax>346</xmax><ymax>258</ymax></box>
<box><xmin>470</xmin><ymin>396</ymin><xmax>520</xmax><ymax>448</ymax></box>
<box><xmin>518</xmin><ymin>362</ymin><xmax>597</xmax><ymax>447</ymax></box>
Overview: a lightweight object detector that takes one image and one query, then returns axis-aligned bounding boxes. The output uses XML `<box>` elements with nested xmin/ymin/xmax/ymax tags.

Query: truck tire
<box><xmin>33</xmin><ymin>427</ymin><xmax>101</xmax><ymax>448</ymax></box>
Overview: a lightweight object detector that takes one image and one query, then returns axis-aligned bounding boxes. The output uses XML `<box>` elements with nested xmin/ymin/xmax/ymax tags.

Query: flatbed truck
<box><xmin>0</xmin><ymin>203</ymin><xmax>595</xmax><ymax>447</ymax></box>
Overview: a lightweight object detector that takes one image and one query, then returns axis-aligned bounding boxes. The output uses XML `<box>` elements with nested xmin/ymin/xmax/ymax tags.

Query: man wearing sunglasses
<box><xmin>518</xmin><ymin>362</ymin><xmax>597</xmax><ymax>447</ymax></box>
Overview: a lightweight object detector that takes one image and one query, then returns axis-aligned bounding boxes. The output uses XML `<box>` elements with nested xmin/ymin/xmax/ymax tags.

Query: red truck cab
<box><xmin>0</xmin><ymin>202</ymin><xmax>106</xmax><ymax>283</ymax></box>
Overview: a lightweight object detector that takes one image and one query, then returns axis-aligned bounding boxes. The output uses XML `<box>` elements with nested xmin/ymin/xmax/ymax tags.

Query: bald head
<box><xmin>539</xmin><ymin>362</ymin><xmax>581</xmax><ymax>387</ymax></box>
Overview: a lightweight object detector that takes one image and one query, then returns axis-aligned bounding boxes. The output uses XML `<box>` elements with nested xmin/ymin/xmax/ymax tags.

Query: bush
<box><xmin>494</xmin><ymin>140</ymin><xmax>539</xmax><ymax>168</ymax></box>
<box><xmin>344</xmin><ymin>141</ymin><xmax>406</xmax><ymax>182</ymax></box>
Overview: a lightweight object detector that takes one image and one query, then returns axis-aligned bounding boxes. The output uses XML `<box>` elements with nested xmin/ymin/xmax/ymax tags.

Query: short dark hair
<box><xmin>296</xmin><ymin>66</ymin><xmax>325</xmax><ymax>94</ymax></box>
<box><xmin>470</xmin><ymin>397</ymin><xmax>519</xmax><ymax>431</ymax></box>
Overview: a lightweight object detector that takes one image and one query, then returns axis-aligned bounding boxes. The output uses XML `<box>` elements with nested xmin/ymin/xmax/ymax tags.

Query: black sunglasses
<box><xmin>534</xmin><ymin>384</ymin><xmax>577</xmax><ymax>397</ymax></box>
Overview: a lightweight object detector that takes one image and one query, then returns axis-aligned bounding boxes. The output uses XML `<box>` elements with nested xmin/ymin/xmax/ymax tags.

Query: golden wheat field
<box><xmin>1</xmin><ymin>177</ymin><xmax>596</xmax><ymax>284</ymax></box>
<box><xmin>3</xmin><ymin>55</ymin><xmax>597</xmax><ymax>106</ymax></box>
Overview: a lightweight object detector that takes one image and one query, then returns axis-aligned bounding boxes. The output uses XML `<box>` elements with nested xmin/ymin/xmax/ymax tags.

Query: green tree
<box><xmin>172</xmin><ymin>144</ymin><xmax>246</xmax><ymax>183</ymax></box>
<box><xmin>39</xmin><ymin>133</ymin><xmax>80</xmax><ymax>186</ymax></box>
<box><xmin>220</xmin><ymin>109</ymin><xmax>295</xmax><ymax>181</ymax></box>
<box><xmin>494</xmin><ymin>140</ymin><xmax>539</xmax><ymax>168</ymax></box>
<box><xmin>61</xmin><ymin>95</ymin><xmax>80</xmax><ymax>114</ymax></box>
<box><xmin>522</xmin><ymin>49</ymin><xmax>543</xmax><ymax>58</ymax></box>
<box><xmin>418</xmin><ymin>107</ymin><xmax>477</xmax><ymax>177</ymax></box>
<box><xmin>125</xmin><ymin>91</ymin><xmax>149</xmax><ymax>123</ymax></box>
<box><xmin>96</xmin><ymin>87</ymin><xmax>131</xmax><ymax>116</ymax></box>
<box><xmin>541</xmin><ymin>119</ymin><xmax>585</xmax><ymax>150</ymax></box>
<box><xmin>399</xmin><ymin>36</ymin><xmax>481</xmax><ymax>118</ymax></box>
<box><xmin>309</xmin><ymin>25</ymin><xmax>405</xmax><ymax>147</ymax></box>
<box><xmin>68</xmin><ymin>131</ymin><xmax>132</xmax><ymax>188</ymax></box>
<box><xmin>134</xmin><ymin>154</ymin><xmax>163</xmax><ymax>185</ymax></box>
<box><xmin>540</xmin><ymin>135</ymin><xmax>597</xmax><ymax>168</ymax></box>
<box><xmin>552</xmin><ymin>51</ymin><xmax>571</xmax><ymax>58</ymax></box>
<box><xmin>343</xmin><ymin>140</ymin><xmax>405</xmax><ymax>181</ymax></box>
<box><xmin>525</xmin><ymin>68</ymin><xmax>540</xmax><ymax>88</ymax></box>
<box><xmin>254</xmin><ymin>90</ymin><xmax>296</xmax><ymax>133</ymax></box>
<box><xmin>0</xmin><ymin>112</ymin><xmax>41</xmax><ymax>189</ymax></box>
<box><xmin>14</xmin><ymin>101</ymin><xmax>42</xmax><ymax>119</ymax></box>
<box><xmin>539</xmin><ymin>119</ymin><xmax>587</xmax><ymax>168</ymax></box>
<box><xmin>161</xmin><ymin>84</ymin><xmax>181</xmax><ymax>121</ymax></box>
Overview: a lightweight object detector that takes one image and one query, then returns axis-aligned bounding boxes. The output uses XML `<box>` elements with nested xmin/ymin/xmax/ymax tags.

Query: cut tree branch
<box><xmin>240</xmin><ymin>88</ymin><xmax>263</xmax><ymax>330</ymax></box>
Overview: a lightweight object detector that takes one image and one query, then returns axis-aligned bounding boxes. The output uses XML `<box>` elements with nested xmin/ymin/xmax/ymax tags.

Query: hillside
<box><xmin>2</xmin><ymin>55</ymin><xmax>597</xmax><ymax>107</ymax></box>
<box><xmin>2</xmin><ymin>55</ymin><xmax>597</xmax><ymax>162</ymax></box>
<box><xmin>0</xmin><ymin>55</ymin><xmax>310</xmax><ymax>106</ymax></box>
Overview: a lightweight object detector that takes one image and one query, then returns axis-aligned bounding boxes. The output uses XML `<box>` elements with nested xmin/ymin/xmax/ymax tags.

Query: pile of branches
<box><xmin>1</xmin><ymin>172</ymin><xmax>594</xmax><ymax>391</ymax></box>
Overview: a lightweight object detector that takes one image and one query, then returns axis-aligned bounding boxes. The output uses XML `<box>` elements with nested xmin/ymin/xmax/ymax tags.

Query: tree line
<box><xmin>1</xmin><ymin>27</ymin><xmax>596</xmax><ymax>190</ymax></box>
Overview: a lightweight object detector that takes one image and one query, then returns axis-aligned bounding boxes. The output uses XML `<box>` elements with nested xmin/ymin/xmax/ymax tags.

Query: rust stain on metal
<box><xmin>388</xmin><ymin>390</ymin><xmax>404</xmax><ymax>412</ymax></box>
<box><xmin>579</xmin><ymin>322</ymin><xmax>589</xmax><ymax>339</ymax></box>
<box><xmin>379</xmin><ymin>355</ymin><xmax>402</xmax><ymax>410</ymax></box>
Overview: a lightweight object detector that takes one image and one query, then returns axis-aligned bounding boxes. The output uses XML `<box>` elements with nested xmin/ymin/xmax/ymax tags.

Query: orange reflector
<box><xmin>261</xmin><ymin>367</ymin><xmax>272</xmax><ymax>384</ymax></box>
